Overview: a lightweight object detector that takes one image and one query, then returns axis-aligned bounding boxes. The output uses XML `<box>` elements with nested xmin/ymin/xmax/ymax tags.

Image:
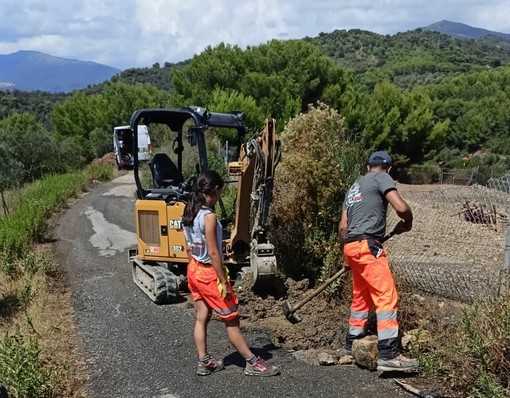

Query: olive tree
<box><xmin>0</xmin><ymin>136</ymin><xmax>24</xmax><ymax>214</ymax></box>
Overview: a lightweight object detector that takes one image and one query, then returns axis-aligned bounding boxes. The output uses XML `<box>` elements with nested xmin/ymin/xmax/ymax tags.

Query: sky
<box><xmin>1</xmin><ymin>0</ymin><xmax>510</xmax><ymax>71</ymax></box>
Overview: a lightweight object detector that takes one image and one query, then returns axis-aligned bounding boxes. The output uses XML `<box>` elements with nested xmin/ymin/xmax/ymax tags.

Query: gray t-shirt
<box><xmin>183</xmin><ymin>207</ymin><xmax>223</xmax><ymax>264</ymax></box>
<box><xmin>343</xmin><ymin>172</ymin><xmax>396</xmax><ymax>239</ymax></box>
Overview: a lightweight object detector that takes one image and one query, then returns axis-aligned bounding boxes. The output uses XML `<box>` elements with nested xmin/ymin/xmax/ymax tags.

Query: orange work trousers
<box><xmin>187</xmin><ymin>257</ymin><xmax>239</xmax><ymax>321</ymax></box>
<box><xmin>343</xmin><ymin>238</ymin><xmax>399</xmax><ymax>359</ymax></box>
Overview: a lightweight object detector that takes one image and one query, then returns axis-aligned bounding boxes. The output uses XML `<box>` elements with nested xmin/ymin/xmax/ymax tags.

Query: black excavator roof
<box><xmin>130</xmin><ymin>106</ymin><xmax>246</xmax><ymax>134</ymax></box>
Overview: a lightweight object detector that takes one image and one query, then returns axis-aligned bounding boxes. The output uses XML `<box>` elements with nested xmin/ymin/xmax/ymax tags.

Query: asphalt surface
<box><xmin>54</xmin><ymin>173</ymin><xmax>410</xmax><ymax>398</ymax></box>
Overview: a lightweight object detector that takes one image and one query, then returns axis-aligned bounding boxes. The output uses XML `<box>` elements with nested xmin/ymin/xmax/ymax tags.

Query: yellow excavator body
<box><xmin>135</xmin><ymin>200</ymin><xmax>188</xmax><ymax>263</ymax></box>
<box><xmin>128</xmin><ymin>107</ymin><xmax>281</xmax><ymax>303</ymax></box>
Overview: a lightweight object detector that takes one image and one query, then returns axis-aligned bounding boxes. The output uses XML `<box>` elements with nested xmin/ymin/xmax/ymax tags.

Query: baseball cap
<box><xmin>368</xmin><ymin>151</ymin><xmax>393</xmax><ymax>166</ymax></box>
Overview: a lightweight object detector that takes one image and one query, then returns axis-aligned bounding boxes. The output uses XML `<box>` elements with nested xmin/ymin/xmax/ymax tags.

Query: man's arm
<box><xmin>339</xmin><ymin>209</ymin><xmax>348</xmax><ymax>243</ymax></box>
<box><xmin>385</xmin><ymin>190</ymin><xmax>413</xmax><ymax>233</ymax></box>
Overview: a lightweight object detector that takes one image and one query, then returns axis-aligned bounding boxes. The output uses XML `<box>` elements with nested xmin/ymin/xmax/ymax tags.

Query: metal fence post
<box><xmin>499</xmin><ymin>224</ymin><xmax>510</xmax><ymax>297</ymax></box>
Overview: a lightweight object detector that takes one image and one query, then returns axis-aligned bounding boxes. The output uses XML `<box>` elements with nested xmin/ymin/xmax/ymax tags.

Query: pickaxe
<box><xmin>282</xmin><ymin>232</ymin><xmax>396</xmax><ymax>323</ymax></box>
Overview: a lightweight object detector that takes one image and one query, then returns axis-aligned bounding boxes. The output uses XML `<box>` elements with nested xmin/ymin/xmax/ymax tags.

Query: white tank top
<box><xmin>183</xmin><ymin>207</ymin><xmax>223</xmax><ymax>264</ymax></box>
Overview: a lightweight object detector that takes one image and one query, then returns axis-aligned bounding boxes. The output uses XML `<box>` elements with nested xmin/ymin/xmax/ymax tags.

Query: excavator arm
<box><xmin>225</xmin><ymin>119</ymin><xmax>281</xmax><ymax>283</ymax></box>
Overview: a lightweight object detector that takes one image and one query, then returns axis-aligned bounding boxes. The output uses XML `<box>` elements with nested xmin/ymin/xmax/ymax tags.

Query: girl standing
<box><xmin>182</xmin><ymin>169</ymin><xmax>279</xmax><ymax>377</ymax></box>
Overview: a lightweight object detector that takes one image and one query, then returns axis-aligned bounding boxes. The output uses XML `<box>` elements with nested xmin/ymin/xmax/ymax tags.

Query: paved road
<box><xmin>55</xmin><ymin>173</ymin><xmax>409</xmax><ymax>398</ymax></box>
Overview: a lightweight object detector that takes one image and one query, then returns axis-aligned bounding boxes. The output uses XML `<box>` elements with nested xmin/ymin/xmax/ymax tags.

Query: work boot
<box><xmin>197</xmin><ymin>357</ymin><xmax>224</xmax><ymax>376</ymax></box>
<box><xmin>376</xmin><ymin>354</ymin><xmax>419</xmax><ymax>372</ymax></box>
<box><xmin>244</xmin><ymin>357</ymin><xmax>280</xmax><ymax>377</ymax></box>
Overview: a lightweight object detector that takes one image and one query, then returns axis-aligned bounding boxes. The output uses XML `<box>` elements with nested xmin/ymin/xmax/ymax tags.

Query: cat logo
<box><xmin>169</xmin><ymin>220</ymin><xmax>182</xmax><ymax>230</ymax></box>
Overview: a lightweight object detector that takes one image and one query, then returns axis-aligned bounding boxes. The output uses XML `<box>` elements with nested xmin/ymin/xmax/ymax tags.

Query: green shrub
<box><xmin>85</xmin><ymin>163</ymin><xmax>114</xmax><ymax>182</ymax></box>
<box><xmin>271</xmin><ymin>102</ymin><xmax>364</xmax><ymax>283</ymax></box>
<box><xmin>16</xmin><ymin>282</ymin><xmax>36</xmax><ymax>311</ymax></box>
<box><xmin>0</xmin><ymin>251</ymin><xmax>20</xmax><ymax>278</ymax></box>
<box><xmin>89</xmin><ymin>127</ymin><xmax>112</xmax><ymax>159</ymax></box>
<box><xmin>417</xmin><ymin>295</ymin><xmax>510</xmax><ymax>397</ymax></box>
<box><xmin>0</xmin><ymin>174</ymin><xmax>85</xmax><ymax>259</ymax></box>
<box><xmin>399</xmin><ymin>162</ymin><xmax>442</xmax><ymax>184</ymax></box>
<box><xmin>0</xmin><ymin>171</ymin><xmax>103</xmax><ymax>270</ymax></box>
<box><xmin>0</xmin><ymin>333</ymin><xmax>55</xmax><ymax>398</ymax></box>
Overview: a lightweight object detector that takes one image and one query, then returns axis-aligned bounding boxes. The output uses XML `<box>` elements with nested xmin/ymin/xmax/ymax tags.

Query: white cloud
<box><xmin>0</xmin><ymin>0</ymin><xmax>509</xmax><ymax>70</ymax></box>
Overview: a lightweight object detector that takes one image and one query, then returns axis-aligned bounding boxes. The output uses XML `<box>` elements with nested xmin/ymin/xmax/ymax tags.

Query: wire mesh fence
<box><xmin>386</xmin><ymin>177</ymin><xmax>510</xmax><ymax>303</ymax></box>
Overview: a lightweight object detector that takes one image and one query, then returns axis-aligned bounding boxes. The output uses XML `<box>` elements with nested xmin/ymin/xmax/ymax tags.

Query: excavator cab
<box><xmin>128</xmin><ymin>106</ymin><xmax>281</xmax><ymax>304</ymax></box>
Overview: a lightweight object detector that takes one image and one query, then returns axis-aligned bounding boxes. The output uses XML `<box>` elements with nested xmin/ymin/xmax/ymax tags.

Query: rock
<box><xmin>318</xmin><ymin>352</ymin><xmax>338</xmax><ymax>366</ymax></box>
<box><xmin>401</xmin><ymin>329</ymin><xmax>432</xmax><ymax>350</ymax></box>
<box><xmin>411</xmin><ymin>293</ymin><xmax>425</xmax><ymax>303</ymax></box>
<box><xmin>352</xmin><ymin>335</ymin><xmax>379</xmax><ymax>370</ymax></box>
<box><xmin>338</xmin><ymin>355</ymin><xmax>354</xmax><ymax>365</ymax></box>
<box><xmin>304</xmin><ymin>326</ymin><xmax>318</xmax><ymax>337</ymax></box>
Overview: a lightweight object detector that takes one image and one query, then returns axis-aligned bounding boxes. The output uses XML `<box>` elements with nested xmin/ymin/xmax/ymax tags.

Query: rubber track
<box><xmin>132</xmin><ymin>260</ymin><xmax>179</xmax><ymax>304</ymax></box>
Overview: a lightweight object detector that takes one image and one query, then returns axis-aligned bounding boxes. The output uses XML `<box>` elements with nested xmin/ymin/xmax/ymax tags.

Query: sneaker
<box><xmin>197</xmin><ymin>358</ymin><xmax>224</xmax><ymax>376</ymax></box>
<box><xmin>244</xmin><ymin>357</ymin><xmax>280</xmax><ymax>377</ymax></box>
<box><xmin>376</xmin><ymin>354</ymin><xmax>419</xmax><ymax>372</ymax></box>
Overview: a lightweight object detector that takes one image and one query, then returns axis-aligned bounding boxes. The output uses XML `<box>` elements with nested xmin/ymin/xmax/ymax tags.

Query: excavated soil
<box><xmin>233</xmin><ymin>270</ymin><xmax>465</xmax><ymax>361</ymax></box>
<box><xmin>235</xmin><ymin>276</ymin><xmax>349</xmax><ymax>353</ymax></box>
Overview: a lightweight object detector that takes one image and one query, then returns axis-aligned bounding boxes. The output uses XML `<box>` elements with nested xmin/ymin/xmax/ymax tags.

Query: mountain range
<box><xmin>0</xmin><ymin>50</ymin><xmax>120</xmax><ymax>93</ymax></box>
<box><xmin>1</xmin><ymin>20</ymin><xmax>509</xmax><ymax>93</ymax></box>
<box><xmin>422</xmin><ymin>20</ymin><xmax>510</xmax><ymax>40</ymax></box>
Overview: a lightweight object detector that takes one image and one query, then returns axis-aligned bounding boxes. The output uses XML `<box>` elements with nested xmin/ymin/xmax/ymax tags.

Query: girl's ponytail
<box><xmin>182</xmin><ymin>169</ymin><xmax>224</xmax><ymax>226</ymax></box>
<box><xmin>182</xmin><ymin>190</ymin><xmax>205</xmax><ymax>226</ymax></box>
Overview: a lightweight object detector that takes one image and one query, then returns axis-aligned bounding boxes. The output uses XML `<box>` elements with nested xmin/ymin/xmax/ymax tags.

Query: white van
<box><xmin>113</xmin><ymin>125</ymin><xmax>152</xmax><ymax>169</ymax></box>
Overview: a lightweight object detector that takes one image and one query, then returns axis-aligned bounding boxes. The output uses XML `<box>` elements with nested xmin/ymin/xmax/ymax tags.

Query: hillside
<box><xmin>423</xmin><ymin>20</ymin><xmax>510</xmax><ymax>40</ymax></box>
<box><xmin>3</xmin><ymin>22</ymin><xmax>510</xmax><ymax>178</ymax></box>
<box><xmin>106</xmin><ymin>60</ymin><xmax>189</xmax><ymax>94</ymax></box>
<box><xmin>0</xmin><ymin>50</ymin><xmax>120</xmax><ymax>93</ymax></box>
<box><xmin>306</xmin><ymin>27</ymin><xmax>510</xmax><ymax>89</ymax></box>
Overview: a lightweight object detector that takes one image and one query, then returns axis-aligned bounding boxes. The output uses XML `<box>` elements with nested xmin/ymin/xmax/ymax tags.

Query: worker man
<box><xmin>338</xmin><ymin>150</ymin><xmax>418</xmax><ymax>372</ymax></box>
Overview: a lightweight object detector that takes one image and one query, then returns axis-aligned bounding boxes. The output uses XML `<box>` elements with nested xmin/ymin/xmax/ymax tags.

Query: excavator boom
<box><xmin>225</xmin><ymin>119</ymin><xmax>281</xmax><ymax>282</ymax></box>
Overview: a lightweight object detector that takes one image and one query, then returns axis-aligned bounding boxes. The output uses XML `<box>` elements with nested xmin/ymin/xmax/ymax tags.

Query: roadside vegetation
<box><xmin>406</xmin><ymin>293</ymin><xmax>510</xmax><ymax>397</ymax></box>
<box><xmin>0</xmin><ymin>164</ymin><xmax>113</xmax><ymax>398</ymax></box>
<box><xmin>1</xmin><ymin>27</ymin><xmax>509</xmax><ymax>397</ymax></box>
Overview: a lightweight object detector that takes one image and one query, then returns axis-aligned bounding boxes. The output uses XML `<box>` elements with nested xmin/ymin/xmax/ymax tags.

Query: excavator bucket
<box><xmin>250</xmin><ymin>241</ymin><xmax>277</xmax><ymax>283</ymax></box>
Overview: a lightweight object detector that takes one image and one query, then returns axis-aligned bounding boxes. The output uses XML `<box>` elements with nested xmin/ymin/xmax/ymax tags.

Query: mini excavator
<box><xmin>128</xmin><ymin>106</ymin><xmax>281</xmax><ymax>304</ymax></box>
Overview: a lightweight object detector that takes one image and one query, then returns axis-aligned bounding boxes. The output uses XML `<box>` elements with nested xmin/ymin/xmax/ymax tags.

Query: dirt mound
<box><xmin>234</xmin><ymin>273</ymin><xmax>461</xmax><ymax>353</ymax></box>
<box><xmin>234</xmin><ymin>275</ymin><xmax>350</xmax><ymax>351</ymax></box>
<box><xmin>90</xmin><ymin>152</ymin><xmax>116</xmax><ymax>167</ymax></box>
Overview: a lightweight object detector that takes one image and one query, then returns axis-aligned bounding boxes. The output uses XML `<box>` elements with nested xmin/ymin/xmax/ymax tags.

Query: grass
<box><xmin>0</xmin><ymin>162</ymin><xmax>113</xmax><ymax>398</ymax></box>
<box><xmin>401</xmin><ymin>290</ymin><xmax>510</xmax><ymax>397</ymax></box>
<box><xmin>0</xmin><ymin>333</ymin><xmax>55</xmax><ymax>398</ymax></box>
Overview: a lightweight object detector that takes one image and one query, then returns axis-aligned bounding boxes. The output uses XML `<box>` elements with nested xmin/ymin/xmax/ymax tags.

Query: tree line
<box><xmin>2</xmin><ymin>28</ymin><xmax>510</xmax><ymax>204</ymax></box>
